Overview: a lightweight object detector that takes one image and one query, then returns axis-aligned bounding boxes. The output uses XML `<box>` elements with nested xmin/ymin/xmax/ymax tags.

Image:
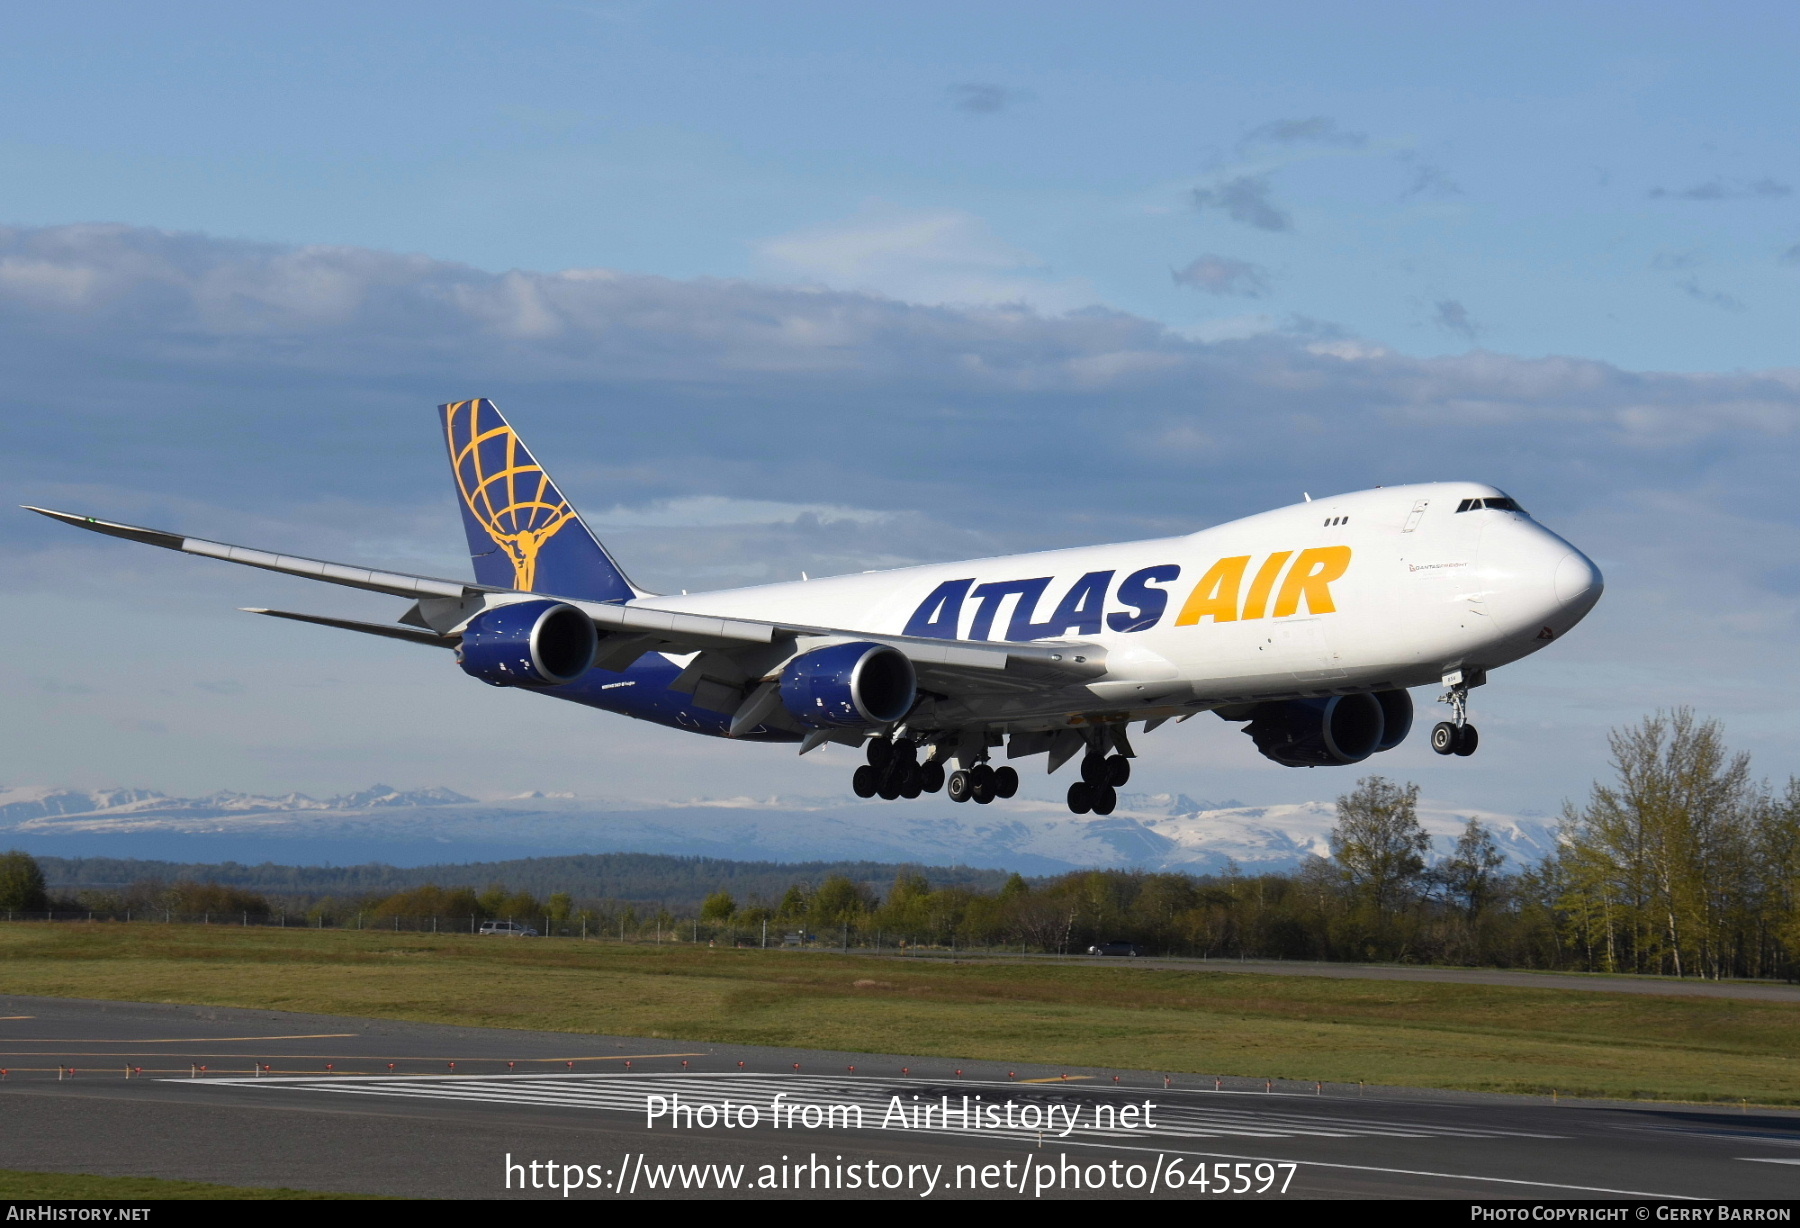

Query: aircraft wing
<box><xmin>27</xmin><ymin>506</ymin><xmax>1107</xmax><ymax>694</ymax></box>
<box><xmin>26</xmin><ymin>506</ymin><xmax>479</xmax><ymax>600</ymax></box>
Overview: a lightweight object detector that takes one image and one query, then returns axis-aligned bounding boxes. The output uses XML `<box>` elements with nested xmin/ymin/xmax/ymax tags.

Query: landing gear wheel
<box><xmin>877</xmin><ymin>775</ymin><xmax>901</xmax><ymax>801</ymax></box>
<box><xmin>899</xmin><ymin>764</ymin><xmax>923</xmax><ymax>798</ymax></box>
<box><xmin>1105</xmin><ymin>755</ymin><xmax>1131</xmax><ymax>787</ymax></box>
<box><xmin>947</xmin><ymin>770</ymin><xmax>972</xmax><ymax>803</ymax></box>
<box><xmin>867</xmin><ymin>738</ymin><xmax>893</xmax><ymax>770</ymax></box>
<box><xmin>970</xmin><ymin>763</ymin><xmax>995</xmax><ymax>790</ymax></box>
<box><xmin>1081</xmin><ymin>754</ymin><xmax>1109</xmax><ymax>785</ymax></box>
<box><xmin>1454</xmin><ymin>724</ymin><xmax>1480</xmax><ymax>757</ymax></box>
<box><xmin>892</xmin><ymin>738</ymin><xmax>918</xmax><ymax>766</ymax></box>
<box><xmin>993</xmin><ymin>766</ymin><xmax>1019</xmax><ymax>799</ymax></box>
<box><xmin>1067</xmin><ymin>782</ymin><xmax>1093</xmax><ymax>814</ymax></box>
<box><xmin>1090</xmin><ymin>785</ymin><xmax>1117</xmax><ymax>816</ymax></box>
<box><xmin>1430</xmin><ymin>722</ymin><xmax>1458</xmax><ymax>755</ymax></box>
<box><xmin>852</xmin><ymin>765</ymin><xmax>878</xmax><ymax>798</ymax></box>
<box><xmin>920</xmin><ymin>763</ymin><xmax>945</xmax><ymax>794</ymax></box>
<box><xmin>972</xmin><ymin>778</ymin><xmax>995</xmax><ymax>804</ymax></box>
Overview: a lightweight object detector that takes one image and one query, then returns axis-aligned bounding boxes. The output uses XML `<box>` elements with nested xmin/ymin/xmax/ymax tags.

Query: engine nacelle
<box><xmin>1372</xmin><ymin>688</ymin><xmax>1413</xmax><ymax>752</ymax></box>
<box><xmin>456</xmin><ymin>600</ymin><xmax>598</xmax><ymax>687</ymax></box>
<box><xmin>1238</xmin><ymin>693</ymin><xmax>1387</xmax><ymax>767</ymax></box>
<box><xmin>778</xmin><ymin>641</ymin><xmax>916</xmax><ymax>728</ymax></box>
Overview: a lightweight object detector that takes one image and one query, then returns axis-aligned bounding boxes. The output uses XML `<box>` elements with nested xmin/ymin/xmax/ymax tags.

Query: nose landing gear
<box><xmin>1430</xmin><ymin>721</ymin><xmax>1478</xmax><ymax>756</ymax></box>
<box><xmin>1432</xmin><ymin>671</ymin><xmax>1481</xmax><ymax>757</ymax></box>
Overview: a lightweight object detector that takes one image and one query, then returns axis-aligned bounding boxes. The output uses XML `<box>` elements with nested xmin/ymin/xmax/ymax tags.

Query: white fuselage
<box><xmin>630</xmin><ymin>481</ymin><xmax>1602</xmax><ymax>733</ymax></box>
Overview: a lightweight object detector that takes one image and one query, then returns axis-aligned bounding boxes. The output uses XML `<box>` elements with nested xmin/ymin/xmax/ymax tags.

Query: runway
<box><xmin>1048</xmin><ymin>956</ymin><xmax>1800</xmax><ymax>1002</ymax></box>
<box><xmin>3</xmin><ymin>995</ymin><xmax>1797</xmax><ymax>1200</ymax></box>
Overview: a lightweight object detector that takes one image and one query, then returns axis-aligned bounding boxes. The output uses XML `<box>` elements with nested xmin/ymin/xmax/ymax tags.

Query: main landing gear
<box><xmin>850</xmin><ymin>734</ymin><xmax>1019</xmax><ymax>803</ymax></box>
<box><xmin>946</xmin><ymin>763</ymin><xmax>1019</xmax><ymax>806</ymax></box>
<box><xmin>853</xmin><ymin>728</ymin><xmax>1124</xmax><ymax>810</ymax></box>
<box><xmin>1430</xmin><ymin>674</ymin><xmax>1480</xmax><ymax>757</ymax></box>
<box><xmin>1066</xmin><ymin>752</ymin><xmax>1130</xmax><ymax>815</ymax></box>
<box><xmin>851</xmin><ymin>737</ymin><xmax>945</xmax><ymax>800</ymax></box>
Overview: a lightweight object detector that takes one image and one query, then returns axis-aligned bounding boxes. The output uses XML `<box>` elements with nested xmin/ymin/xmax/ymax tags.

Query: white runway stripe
<box><xmin>184</xmin><ymin>1072</ymin><xmax>1557</xmax><ymax>1142</ymax></box>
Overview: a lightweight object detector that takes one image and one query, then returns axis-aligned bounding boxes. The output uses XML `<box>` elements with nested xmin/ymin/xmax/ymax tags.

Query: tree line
<box><xmin>6</xmin><ymin>710</ymin><xmax>1796</xmax><ymax>978</ymax></box>
<box><xmin>27</xmin><ymin>851</ymin><xmax>1010</xmax><ymax>908</ymax></box>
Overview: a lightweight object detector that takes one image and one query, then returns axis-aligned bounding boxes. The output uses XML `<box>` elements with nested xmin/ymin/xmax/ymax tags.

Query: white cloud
<box><xmin>585</xmin><ymin>496</ymin><xmax>894</xmax><ymax>530</ymax></box>
<box><xmin>1172</xmin><ymin>254</ymin><xmax>1271</xmax><ymax>297</ymax></box>
<box><xmin>754</xmin><ymin>201</ymin><xmax>1102</xmax><ymax>312</ymax></box>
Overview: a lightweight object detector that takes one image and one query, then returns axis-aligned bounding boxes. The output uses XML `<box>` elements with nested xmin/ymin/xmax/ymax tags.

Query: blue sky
<box><xmin>2</xmin><ymin>2</ymin><xmax>1795</xmax><ymax>369</ymax></box>
<box><xmin>2</xmin><ymin>2</ymin><xmax>1798</xmax><ymax>817</ymax></box>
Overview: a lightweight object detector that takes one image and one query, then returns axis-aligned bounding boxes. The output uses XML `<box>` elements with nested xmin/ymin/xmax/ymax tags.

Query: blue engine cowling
<box><xmin>778</xmin><ymin>641</ymin><xmax>916</xmax><ymax>728</ymax></box>
<box><xmin>1234</xmin><ymin>692</ymin><xmax>1399</xmax><ymax>768</ymax></box>
<box><xmin>1371</xmin><ymin>688</ymin><xmax>1412</xmax><ymax>752</ymax></box>
<box><xmin>456</xmin><ymin>600</ymin><xmax>598</xmax><ymax>687</ymax></box>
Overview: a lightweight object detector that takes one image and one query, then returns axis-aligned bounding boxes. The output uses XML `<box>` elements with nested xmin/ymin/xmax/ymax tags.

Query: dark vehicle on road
<box><xmin>1086</xmin><ymin>940</ymin><xmax>1142</xmax><ymax>957</ymax></box>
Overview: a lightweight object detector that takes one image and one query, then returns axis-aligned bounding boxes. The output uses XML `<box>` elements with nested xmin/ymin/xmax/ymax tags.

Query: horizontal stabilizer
<box><xmin>242</xmin><ymin>608</ymin><xmax>457</xmax><ymax>648</ymax></box>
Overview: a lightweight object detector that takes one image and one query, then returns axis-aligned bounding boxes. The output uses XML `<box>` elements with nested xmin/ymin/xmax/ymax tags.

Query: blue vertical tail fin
<box><xmin>440</xmin><ymin>398</ymin><xmax>641</xmax><ymax>602</ymax></box>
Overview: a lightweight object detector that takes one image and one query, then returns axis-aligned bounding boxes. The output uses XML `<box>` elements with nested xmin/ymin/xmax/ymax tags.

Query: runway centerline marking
<box><xmin>0</xmin><ymin>1034</ymin><xmax>359</xmax><ymax>1043</ymax></box>
<box><xmin>918</xmin><ymin>1133</ymin><xmax>1705</xmax><ymax>1200</ymax></box>
<box><xmin>5</xmin><ymin>1051</ymin><xmax>706</xmax><ymax>1062</ymax></box>
<box><xmin>1617</xmin><ymin>1124</ymin><xmax>1800</xmax><ymax>1148</ymax></box>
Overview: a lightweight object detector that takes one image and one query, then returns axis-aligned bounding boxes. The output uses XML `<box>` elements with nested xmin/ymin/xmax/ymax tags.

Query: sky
<box><xmin>2</xmin><ymin>1</ymin><xmax>1798</xmax><ymax>819</ymax></box>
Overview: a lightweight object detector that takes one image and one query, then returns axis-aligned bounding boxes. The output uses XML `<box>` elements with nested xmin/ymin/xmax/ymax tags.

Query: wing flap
<box><xmin>578</xmin><ymin>599</ymin><xmax>780</xmax><ymax>649</ymax></box>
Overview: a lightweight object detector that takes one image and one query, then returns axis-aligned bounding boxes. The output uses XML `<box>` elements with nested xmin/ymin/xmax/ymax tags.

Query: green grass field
<box><xmin>0</xmin><ymin>1168</ymin><xmax>376</xmax><ymax>1199</ymax></box>
<box><xmin>4</xmin><ymin>922</ymin><xmax>1798</xmax><ymax>1105</ymax></box>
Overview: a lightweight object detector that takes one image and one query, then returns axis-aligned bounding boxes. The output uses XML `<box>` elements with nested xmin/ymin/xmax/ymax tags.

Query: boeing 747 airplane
<box><xmin>29</xmin><ymin>399</ymin><xmax>1603</xmax><ymax>814</ymax></box>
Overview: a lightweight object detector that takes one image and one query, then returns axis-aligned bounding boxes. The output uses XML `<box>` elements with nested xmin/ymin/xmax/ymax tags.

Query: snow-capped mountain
<box><xmin>0</xmin><ymin>783</ymin><xmax>1557</xmax><ymax>875</ymax></box>
<box><xmin>0</xmin><ymin>784</ymin><xmax>472</xmax><ymax>825</ymax></box>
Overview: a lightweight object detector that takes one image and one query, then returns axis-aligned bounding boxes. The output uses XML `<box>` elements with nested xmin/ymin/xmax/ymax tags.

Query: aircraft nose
<box><xmin>1474</xmin><ymin>519</ymin><xmax>1603</xmax><ymax>636</ymax></box>
<box><xmin>1554</xmin><ymin>549</ymin><xmax>1602</xmax><ymax>610</ymax></box>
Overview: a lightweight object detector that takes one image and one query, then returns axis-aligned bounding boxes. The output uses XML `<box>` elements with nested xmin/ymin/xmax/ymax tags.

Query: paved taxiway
<box><xmin>3</xmin><ymin>995</ymin><xmax>1798</xmax><ymax>1200</ymax></box>
<box><xmin>1066</xmin><ymin>956</ymin><xmax>1800</xmax><ymax>1002</ymax></box>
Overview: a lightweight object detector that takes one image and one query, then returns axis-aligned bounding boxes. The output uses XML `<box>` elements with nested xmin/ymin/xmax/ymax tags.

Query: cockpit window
<box><xmin>1455</xmin><ymin>496</ymin><xmax>1527</xmax><ymax>514</ymax></box>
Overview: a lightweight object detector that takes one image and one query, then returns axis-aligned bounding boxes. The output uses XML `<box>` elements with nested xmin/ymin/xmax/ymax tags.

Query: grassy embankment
<box><xmin>4</xmin><ymin>922</ymin><xmax>1798</xmax><ymax>1105</ymax></box>
<box><xmin>0</xmin><ymin>1169</ymin><xmax>375</xmax><ymax>1199</ymax></box>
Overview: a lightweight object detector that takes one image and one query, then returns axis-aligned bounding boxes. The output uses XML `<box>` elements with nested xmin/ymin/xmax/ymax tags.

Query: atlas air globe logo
<box><xmin>444</xmin><ymin>399</ymin><xmax>579</xmax><ymax>592</ymax></box>
<box><xmin>904</xmin><ymin>547</ymin><xmax>1353</xmax><ymax>641</ymax></box>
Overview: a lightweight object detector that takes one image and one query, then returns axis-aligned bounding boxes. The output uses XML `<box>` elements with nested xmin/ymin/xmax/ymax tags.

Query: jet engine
<box><xmin>1371</xmin><ymin>688</ymin><xmax>1413</xmax><ymax>752</ymax></box>
<box><xmin>456</xmin><ymin>600</ymin><xmax>598</xmax><ymax>687</ymax></box>
<box><xmin>1227</xmin><ymin>691</ymin><xmax>1406</xmax><ymax>767</ymax></box>
<box><xmin>778</xmin><ymin>641</ymin><xmax>916</xmax><ymax>728</ymax></box>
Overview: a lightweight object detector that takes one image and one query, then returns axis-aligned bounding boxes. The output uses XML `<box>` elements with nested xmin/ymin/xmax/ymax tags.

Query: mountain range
<box><xmin>0</xmin><ymin>783</ymin><xmax>1558</xmax><ymax>876</ymax></box>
